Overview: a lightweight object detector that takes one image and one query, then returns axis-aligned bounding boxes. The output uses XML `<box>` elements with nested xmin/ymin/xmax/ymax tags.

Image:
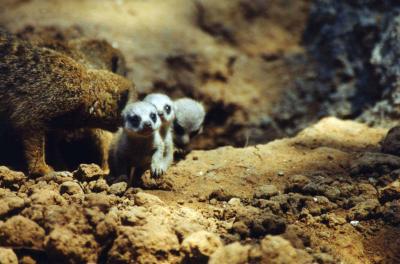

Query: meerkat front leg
<box><xmin>150</xmin><ymin>133</ymin><xmax>166</xmax><ymax>178</ymax></box>
<box><xmin>21</xmin><ymin>130</ymin><xmax>53</xmax><ymax>176</ymax></box>
<box><xmin>90</xmin><ymin>129</ymin><xmax>113</xmax><ymax>173</ymax></box>
<box><xmin>162</xmin><ymin>130</ymin><xmax>174</xmax><ymax>171</ymax></box>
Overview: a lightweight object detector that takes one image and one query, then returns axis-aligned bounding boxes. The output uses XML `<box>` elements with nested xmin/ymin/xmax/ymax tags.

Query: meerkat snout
<box><xmin>173</xmin><ymin>98</ymin><xmax>206</xmax><ymax>150</ymax></box>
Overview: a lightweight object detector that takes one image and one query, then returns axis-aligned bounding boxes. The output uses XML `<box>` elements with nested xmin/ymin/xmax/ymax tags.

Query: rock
<box><xmin>285</xmin><ymin>174</ymin><xmax>310</xmax><ymax>192</ymax></box>
<box><xmin>350</xmin><ymin>152</ymin><xmax>400</xmax><ymax>175</ymax></box>
<box><xmin>0</xmin><ymin>189</ymin><xmax>25</xmax><ymax>217</ymax></box>
<box><xmin>209</xmin><ymin>189</ymin><xmax>234</xmax><ymax>202</ymax></box>
<box><xmin>95</xmin><ymin>212</ymin><xmax>119</xmax><ymax>240</ymax></box>
<box><xmin>313</xmin><ymin>252</ymin><xmax>336</xmax><ymax>264</ymax></box>
<box><xmin>59</xmin><ymin>181</ymin><xmax>83</xmax><ymax>195</ymax></box>
<box><xmin>36</xmin><ymin>171</ymin><xmax>74</xmax><ymax>184</ymax></box>
<box><xmin>108</xmin><ymin>225</ymin><xmax>180</xmax><ymax>264</ymax></box>
<box><xmin>209</xmin><ymin>242</ymin><xmax>251</xmax><ymax>264</ymax></box>
<box><xmin>73</xmin><ymin>164</ymin><xmax>106</xmax><ymax>181</ymax></box>
<box><xmin>379</xmin><ymin>180</ymin><xmax>400</xmax><ymax>203</ymax></box>
<box><xmin>304</xmin><ymin>196</ymin><xmax>337</xmax><ymax>216</ymax></box>
<box><xmin>259</xmin><ymin>236</ymin><xmax>298</xmax><ymax>263</ymax></box>
<box><xmin>30</xmin><ymin>189</ymin><xmax>67</xmax><ymax>206</ymax></box>
<box><xmin>181</xmin><ymin>231</ymin><xmax>223</xmax><ymax>262</ymax></box>
<box><xmin>304</xmin><ymin>0</ymin><xmax>400</xmax><ymax>126</ymax></box>
<box><xmin>382</xmin><ymin>200</ymin><xmax>400</xmax><ymax>225</ymax></box>
<box><xmin>109</xmin><ymin>182</ymin><xmax>127</xmax><ymax>196</ymax></box>
<box><xmin>0</xmin><ymin>166</ymin><xmax>26</xmax><ymax>188</ymax></box>
<box><xmin>0</xmin><ymin>216</ymin><xmax>45</xmax><ymax>250</ymax></box>
<box><xmin>88</xmin><ymin>179</ymin><xmax>109</xmax><ymax>193</ymax></box>
<box><xmin>348</xmin><ymin>199</ymin><xmax>381</xmax><ymax>221</ymax></box>
<box><xmin>381</xmin><ymin>126</ymin><xmax>400</xmax><ymax>156</ymax></box>
<box><xmin>254</xmin><ymin>184</ymin><xmax>279</xmax><ymax>199</ymax></box>
<box><xmin>45</xmin><ymin>227</ymin><xmax>100</xmax><ymax>263</ymax></box>
<box><xmin>227</xmin><ymin>198</ymin><xmax>241</xmax><ymax>206</ymax></box>
<box><xmin>134</xmin><ymin>192</ymin><xmax>164</xmax><ymax>207</ymax></box>
<box><xmin>119</xmin><ymin>207</ymin><xmax>148</xmax><ymax>226</ymax></box>
<box><xmin>231</xmin><ymin>221</ymin><xmax>250</xmax><ymax>238</ymax></box>
<box><xmin>0</xmin><ymin>247</ymin><xmax>18</xmax><ymax>264</ymax></box>
<box><xmin>84</xmin><ymin>193</ymin><xmax>112</xmax><ymax>212</ymax></box>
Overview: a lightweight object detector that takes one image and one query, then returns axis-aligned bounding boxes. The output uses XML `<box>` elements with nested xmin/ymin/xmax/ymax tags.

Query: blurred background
<box><xmin>1</xmin><ymin>0</ymin><xmax>399</xmax><ymax>149</ymax></box>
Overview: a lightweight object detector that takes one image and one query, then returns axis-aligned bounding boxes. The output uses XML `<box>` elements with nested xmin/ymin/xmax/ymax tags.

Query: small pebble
<box><xmin>350</xmin><ymin>220</ymin><xmax>360</xmax><ymax>227</ymax></box>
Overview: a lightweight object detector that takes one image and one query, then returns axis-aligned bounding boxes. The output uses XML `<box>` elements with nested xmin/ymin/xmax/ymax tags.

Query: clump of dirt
<box><xmin>0</xmin><ymin>118</ymin><xmax>398</xmax><ymax>263</ymax></box>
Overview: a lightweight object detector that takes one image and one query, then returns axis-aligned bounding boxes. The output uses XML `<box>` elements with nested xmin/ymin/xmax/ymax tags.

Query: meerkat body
<box><xmin>173</xmin><ymin>98</ymin><xmax>206</xmax><ymax>154</ymax></box>
<box><xmin>32</xmin><ymin>35</ymin><xmax>127</xmax><ymax>172</ymax></box>
<box><xmin>0</xmin><ymin>29</ymin><xmax>135</xmax><ymax>176</ymax></box>
<box><xmin>143</xmin><ymin>93</ymin><xmax>175</xmax><ymax>172</ymax></box>
<box><xmin>109</xmin><ymin>102</ymin><xmax>165</xmax><ymax>186</ymax></box>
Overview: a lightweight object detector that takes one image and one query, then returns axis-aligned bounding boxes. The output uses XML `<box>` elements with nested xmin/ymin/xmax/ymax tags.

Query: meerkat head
<box><xmin>69</xmin><ymin>38</ymin><xmax>128</xmax><ymax>77</ymax></box>
<box><xmin>122</xmin><ymin>101</ymin><xmax>161</xmax><ymax>137</ymax></box>
<box><xmin>85</xmin><ymin>70</ymin><xmax>135</xmax><ymax>131</ymax></box>
<box><xmin>143</xmin><ymin>93</ymin><xmax>175</xmax><ymax>126</ymax></box>
<box><xmin>173</xmin><ymin>98</ymin><xmax>205</xmax><ymax>148</ymax></box>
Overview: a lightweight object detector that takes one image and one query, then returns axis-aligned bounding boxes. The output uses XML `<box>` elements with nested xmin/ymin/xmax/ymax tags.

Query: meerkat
<box><xmin>173</xmin><ymin>98</ymin><xmax>206</xmax><ymax>154</ymax></box>
<box><xmin>143</xmin><ymin>93</ymin><xmax>175</xmax><ymax>172</ymax></box>
<box><xmin>16</xmin><ymin>27</ymin><xmax>128</xmax><ymax>172</ymax></box>
<box><xmin>108</xmin><ymin>102</ymin><xmax>165</xmax><ymax>186</ymax></box>
<box><xmin>0</xmin><ymin>29</ymin><xmax>136</xmax><ymax>176</ymax></box>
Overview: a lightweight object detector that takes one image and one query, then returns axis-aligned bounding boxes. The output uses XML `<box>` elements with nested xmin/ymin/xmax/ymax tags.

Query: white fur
<box><xmin>173</xmin><ymin>98</ymin><xmax>205</xmax><ymax>148</ymax></box>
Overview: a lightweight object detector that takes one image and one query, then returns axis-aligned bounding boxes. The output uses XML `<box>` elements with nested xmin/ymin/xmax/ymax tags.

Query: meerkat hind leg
<box><xmin>21</xmin><ymin>130</ymin><xmax>53</xmax><ymax>176</ymax></box>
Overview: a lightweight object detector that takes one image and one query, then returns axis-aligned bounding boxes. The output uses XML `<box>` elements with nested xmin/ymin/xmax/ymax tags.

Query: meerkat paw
<box><xmin>29</xmin><ymin>164</ymin><xmax>54</xmax><ymax>177</ymax></box>
<box><xmin>150</xmin><ymin>165</ymin><xmax>165</xmax><ymax>178</ymax></box>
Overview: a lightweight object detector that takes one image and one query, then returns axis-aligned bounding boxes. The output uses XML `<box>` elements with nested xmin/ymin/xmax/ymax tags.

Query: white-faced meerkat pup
<box><xmin>0</xmin><ymin>29</ymin><xmax>136</xmax><ymax>176</ymax></box>
<box><xmin>143</xmin><ymin>93</ymin><xmax>175</xmax><ymax>172</ymax></box>
<box><xmin>173</xmin><ymin>98</ymin><xmax>206</xmax><ymax>154</ymax></box>
<box><xmin>108</xmin><ymin>101</ymin><xmax>165</xmax><ymax>186</ymax></box>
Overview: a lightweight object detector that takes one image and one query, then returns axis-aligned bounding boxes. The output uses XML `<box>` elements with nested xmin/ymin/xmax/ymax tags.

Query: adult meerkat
<box><xmin>108</xmin><ymin>102</ymin><xmax>165</xmax><ymax>186</ymax></box>
<box><xmin>17</xmin><ymin>28</ymin><xmax>128</xmax><ymax>172</ymax></box>
<box><xmin>0</xmin><ymin>29</ymin><xmax>135</xmax><ymax>176</ymax></box>
<box><xmin>143</xmin><ymin>93</ymin><xmax>175</xmax><ymax>172</ymax></box>
<box><xmin>173</xmin><ymin>98</ymin><xmax>206</xmax><ymax>154</ymax></box>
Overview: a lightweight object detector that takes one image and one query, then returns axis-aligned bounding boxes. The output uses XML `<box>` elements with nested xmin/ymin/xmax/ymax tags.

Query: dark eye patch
<box><xmin>128</xmin><ymin>114</ymin><xmax>141</xmax><ymax>128</ymax></box>
<box><xmin>164</xmin><ymin>104</ymin><xmax>171</xmax><ymax>114</ymax></box>
<box><xmin>190</xmin><ymin>129</ymin><xmax>200</xmax><ymax>138</ymax></box>
<box><xmin>150</xmin><ymin>112</ymin><xmax>157</xmax><ymax>123</ymax></box>
<box><xmin>173</xmin><ymin>121</ymin><xmax>185</xmax><ymax>135</ymax></box>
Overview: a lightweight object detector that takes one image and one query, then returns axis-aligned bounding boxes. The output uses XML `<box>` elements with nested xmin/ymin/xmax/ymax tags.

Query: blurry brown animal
<box><xmin>0</xmin><ymin>29</ymin><xmax>135</xmax><ymax>176</ymax></box>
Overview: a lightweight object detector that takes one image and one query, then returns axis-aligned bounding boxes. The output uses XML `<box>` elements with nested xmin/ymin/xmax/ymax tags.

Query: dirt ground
<box><xmin>0</xmin><ymin>117</ymin><xmax>399</xmax><ymax>263</ymax></box>
<box><xmin>1</xmin><ymin>0</ymin><xmax>400</xmax><ymax>263</ymax></box>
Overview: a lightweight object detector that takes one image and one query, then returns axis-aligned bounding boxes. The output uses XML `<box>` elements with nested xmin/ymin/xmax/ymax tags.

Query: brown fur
<box><xmin>0</xmin><ymin>29</ymin><xmax>136</xmax><ymax>176</ymax></box>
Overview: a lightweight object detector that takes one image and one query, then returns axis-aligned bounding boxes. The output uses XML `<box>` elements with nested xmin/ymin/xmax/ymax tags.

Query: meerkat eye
<box><xmin>164</xmin><ymin>104</ymin><xmax>171</xmax><ymax>114</ymax></box>
<box><xmin>173</xmin><ymin>121</ymin><xmax>185</xmax><ymax>135</ymax></box>
<box><xmin>128</xmin><ymin>114</ymin><xmax>141</xmax><ymax>128</ymax></box>
<box><xmin>150</xmin><ymin>112</ymin><xmax>157</xmax><ymax>123</ymax></box>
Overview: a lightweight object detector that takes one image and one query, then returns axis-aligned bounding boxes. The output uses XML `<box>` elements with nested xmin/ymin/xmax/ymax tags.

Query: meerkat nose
<box><xmin>143</xmin><ymin>121</ymin><xmax>152</xmax><ymax>129</ymax></box>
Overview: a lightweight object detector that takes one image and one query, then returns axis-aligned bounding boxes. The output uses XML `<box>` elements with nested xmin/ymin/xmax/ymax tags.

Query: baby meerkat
<box><xmin>143</xmin><ymin>93</ymin><xmax>175</xmax><ymax>172</ymax></box>
<box><xmin>0</xmin><ymin>29</ymin><xmax>135</xmax><ymax>176</ymax></box>
<box><xmin>108</xmin><ymin>102</ymin><xmax>165</xmax><ymax>186</ymax></box>
<box><xmin>173</xmin><ymin>98</ymin><xmax>206</xmax><ymax>153</ymax></box>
